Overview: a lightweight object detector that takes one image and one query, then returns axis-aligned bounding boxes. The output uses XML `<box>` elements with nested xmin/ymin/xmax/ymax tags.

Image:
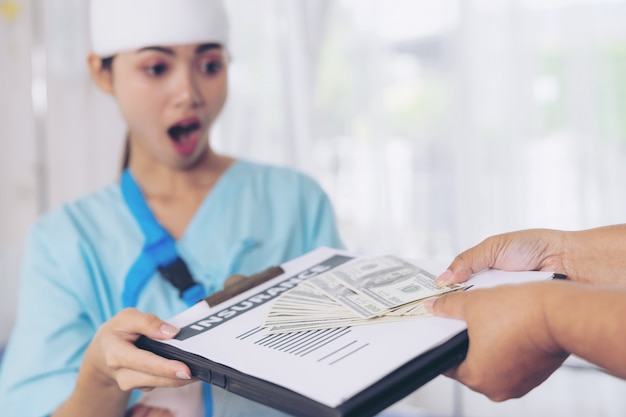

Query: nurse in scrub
<box><xmin>0</xmin><ymin>0</ymin><xmax>343</xmax><ymax>416</ymax></box>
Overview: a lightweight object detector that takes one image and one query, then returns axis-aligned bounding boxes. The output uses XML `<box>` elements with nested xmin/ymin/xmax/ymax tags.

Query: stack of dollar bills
<box><xmin>262</xmin><ymin>255</ymin><xmax>466</xmax><ymax>334</ymax></box>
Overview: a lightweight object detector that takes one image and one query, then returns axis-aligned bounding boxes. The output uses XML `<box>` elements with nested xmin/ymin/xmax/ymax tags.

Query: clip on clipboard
<box><xmin>203</xmin><ymin>266</ymin><xmax>285</xmax><ymax>307</ymax></box>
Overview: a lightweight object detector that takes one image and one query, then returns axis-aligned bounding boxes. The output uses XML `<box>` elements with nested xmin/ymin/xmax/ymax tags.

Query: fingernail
<box><xmin>422</xmin><ymin>298</ymin><xmax>436</xmax><ymax>313</ymax></box>
<box><xmin>435</xmin><ymin>270</ymin><xmax>453</xmax><ymax>287</ymax></box>
<box><xmin>175</xmin><ymin>371</ymin><xmax>191</xmax><ymax>380</ymax></box>
<box><xmin>160</xmin><ymin>324</ymin><xmax>179</xmax><ymax>336</ymax></box>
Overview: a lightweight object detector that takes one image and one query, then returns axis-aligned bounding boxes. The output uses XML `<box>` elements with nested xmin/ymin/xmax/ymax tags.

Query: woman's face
<box><xmin>106</xmin><ymin>43</ymin><xmax>228</xmax><ymax>169</ymax></box>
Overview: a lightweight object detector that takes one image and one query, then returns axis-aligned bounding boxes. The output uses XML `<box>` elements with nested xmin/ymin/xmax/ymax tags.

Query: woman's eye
<box><xmin>145</xmin><ymin>63</ymin><xmax>168</xmax><ymax>76</ymax></box>
<box><xmin>201</xmin><ymin>61</ymin><xmax>223</xmax><ymax>75</ymax></box>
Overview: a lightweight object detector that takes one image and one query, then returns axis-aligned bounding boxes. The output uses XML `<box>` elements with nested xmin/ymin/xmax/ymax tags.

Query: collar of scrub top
<box><xmin>120</xmin><ymin>169</ymin><xmax>207</xmax><ymax>308</ymax></box>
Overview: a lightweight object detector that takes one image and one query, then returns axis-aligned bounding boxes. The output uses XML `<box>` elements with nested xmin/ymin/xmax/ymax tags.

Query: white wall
<box><xmin>0</xmin><ymin>0</ymin><xmax>126</xmax><ymax>343</ymax></box>
<box><xmin>0</xmin><ymin>0</ymin><xmax>38</xmax><ymax>344</ymax></box>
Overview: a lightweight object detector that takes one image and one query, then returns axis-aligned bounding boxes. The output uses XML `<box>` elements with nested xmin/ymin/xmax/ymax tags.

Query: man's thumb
<box><xmin>423</xmin><ymin>292</ymin><xmax>466</xmax><ymax>319</ymax></box>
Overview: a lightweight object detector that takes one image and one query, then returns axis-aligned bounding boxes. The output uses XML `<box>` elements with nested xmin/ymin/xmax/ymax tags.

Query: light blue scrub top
<box><xmin>0</xmin><ymin>160</ymin><xmax>343</xmax><ymax>417</ymax></box>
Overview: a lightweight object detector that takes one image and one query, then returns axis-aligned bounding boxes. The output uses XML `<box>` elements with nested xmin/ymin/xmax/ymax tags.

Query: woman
<box><xmin>0</xmin><ymin>0</ymin><xmax>343</xmax><ymax>416</ymax></box>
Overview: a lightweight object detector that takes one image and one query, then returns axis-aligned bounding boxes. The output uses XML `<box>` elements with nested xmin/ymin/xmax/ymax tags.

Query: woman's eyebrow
<box><xmin>135</xmin><ymin>44</ymin><xmax>221</xmax><ymax>56</ymax></box>
<box><xmin>196</xmin><ymin>43</ymin><xmax>222</xmax><ymax>54</ymax></box>
<box><xmin>137</xmin><ymin>46</ymin><xmax>174</xmax><ymax>55</ymax></box>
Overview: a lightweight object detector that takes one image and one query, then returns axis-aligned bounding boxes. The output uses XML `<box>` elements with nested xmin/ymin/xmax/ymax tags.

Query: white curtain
<box><xmin>215</xmin><ymin>0</ymin><xmax>331</xmax><ymax>171</ymax></box>
<box><xmin>220</xmin><ymin>0</ymin><xmax>626</xmax><ymax>262</ymax></box>
<box><xmin>310</xmin><ymin>0</ymin><xmax>626</xmax><ymax>260</ymax></box>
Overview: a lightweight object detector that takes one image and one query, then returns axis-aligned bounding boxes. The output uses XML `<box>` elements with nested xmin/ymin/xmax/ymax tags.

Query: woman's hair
<box><xmin>101</xmin><ymin>56</ymin><xmax>114</xmax><ymax>71</ymax></box>
<box><xmin>100</xmin><ymin>56</ymin><xmax>130</xmax><ymax>173</ymax></box>
<box><xmin>120</xmin><ymin>134</ymin><xmax>130</xmax><ymax>172</ymax></box>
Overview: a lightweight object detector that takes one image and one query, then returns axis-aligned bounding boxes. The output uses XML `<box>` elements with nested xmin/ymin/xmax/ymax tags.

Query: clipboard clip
<box><xmin>203</xmin><ymin>265</ymin><xmax>285</xmax><ymax>307</ymax></box>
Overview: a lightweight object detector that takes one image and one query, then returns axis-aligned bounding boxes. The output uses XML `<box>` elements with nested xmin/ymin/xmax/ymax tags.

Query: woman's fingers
<box><xmin>115</xmin><ymin>367</ymin><xmax>195</xmax><ymax>392</ymax></box>
<box><xmin>103</xmin><ymin>343</ymin><xmax>192</xmax><ymax>382</ymax></box>
<box><xmin>82</xmin><ymin>308</ymin><xmax>194</xmax><ymax>393</ymax></box>
<box><xmin>108</xmin><ymin>308</ymin><xmax>180</xmax><ymax>341</ymax></box>
<box><xmin>128</xmin><ymin>404</ymin><xmax>176</xmax><ymax>417</ymax></box>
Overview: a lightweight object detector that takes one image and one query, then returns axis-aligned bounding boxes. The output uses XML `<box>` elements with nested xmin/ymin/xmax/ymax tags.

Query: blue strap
<box><xmin>202</xmin><ymin>382</ymin><xmax>213</xmax><ymax>417</ymax></box>
<box><xmin>120</xmin><ymin>169</ymin><xmax>207</xmax><ymax>308</ymax></box>
<box><xmin>120</xmin><ymin>169</ymin><xmax>213</xmax><ymax>416</ymax></box>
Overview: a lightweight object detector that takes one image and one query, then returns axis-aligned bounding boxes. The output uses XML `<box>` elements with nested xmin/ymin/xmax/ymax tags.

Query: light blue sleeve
<box><xmin>0</xmin><ymin>214</ymin><xmax>103</xmax><ymax>417</ymax></box>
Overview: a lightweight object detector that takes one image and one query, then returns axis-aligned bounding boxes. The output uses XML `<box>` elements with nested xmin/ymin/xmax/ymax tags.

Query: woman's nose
<box><xmin>174</xmin><ymin>70</ymin><xmax>204</xmax><ymax>108</ymax></box>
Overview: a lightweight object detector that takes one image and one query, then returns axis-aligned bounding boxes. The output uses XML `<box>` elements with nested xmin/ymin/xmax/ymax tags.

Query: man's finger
<box><xmin>435</xmin><ymin>237</ymin><xmax>502</xmax><ymax>287</ymax></box>
<box><xmin>435</xmin><ymin>253</ymin><xmax>484</xmax><ymax>287</ymax></box>
<box><xmin>424</xmin><ymin>291</ymin><xmax>467</xmax><ymax>319</ymax></box>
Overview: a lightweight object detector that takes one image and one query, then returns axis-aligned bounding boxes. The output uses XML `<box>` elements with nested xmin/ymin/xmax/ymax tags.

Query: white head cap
<box><xmin>90</xmin><ymin>0</ymin><xmax>229</xmax><ymax>57</ymax></box>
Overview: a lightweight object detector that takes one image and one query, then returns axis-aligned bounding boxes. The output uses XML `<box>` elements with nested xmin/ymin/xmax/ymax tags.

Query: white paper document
<box><xmin>162</xmin><ymin>247</ymin><xmax>553</xmax><ymax>409</ymax></box>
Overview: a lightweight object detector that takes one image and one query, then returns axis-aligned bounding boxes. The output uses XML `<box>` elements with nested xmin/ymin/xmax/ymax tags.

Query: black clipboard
<box><xmin>136</xmin><ymin>330</ymin><xmax>467</xmax><ymax>417</ymax></box>
<box><xmin>135</xmin><ymin>248</ymin><xmax>471</xmax><ymax>417</ymax></box>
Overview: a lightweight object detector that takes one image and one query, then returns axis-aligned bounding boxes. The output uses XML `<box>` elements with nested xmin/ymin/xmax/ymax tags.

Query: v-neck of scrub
<box><xmin>178</xmin><ymin>159</ymin><xmax>248</xmax><ymax>245</ymax></box>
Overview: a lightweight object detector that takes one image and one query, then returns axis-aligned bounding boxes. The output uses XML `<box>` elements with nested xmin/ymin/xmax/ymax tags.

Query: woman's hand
<box><xmin>82</xmin><ymin>308</ymin><xmax>194</xmax><ymax>391</ymax></box>
<box><xmin>53</xmin><ymin>308</ymin><xmax>194</xmax><ymax>417</ymax></box>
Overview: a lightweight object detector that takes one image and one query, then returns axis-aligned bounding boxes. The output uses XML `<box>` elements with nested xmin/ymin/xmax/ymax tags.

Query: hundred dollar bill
<box><xmin>262</xmin><ymin>286</ymin><xmax>352</xmax><ymax>327</ymax></box>
<box><xmin>261</xmin><ymin>255</ymin><xmax>464</xmax><ymax>333</ymax></box>
<box><xmin>276</xmin><ymin>285</ymin><xmax>341</xmax><ymax>308</ymax></box>
<box><xmin>385</xmin><ymin>298</ymin><xmax>430</xmax><ymax>317</ymax></box>
<box><xmin>326</xmin><ymin>255</ymin><xmax>464</xmax><ymax>309</ymax></box>
<box><xmin>265</xmin><ymin>300</ymin><xmax>353</xmax><ymax>318</ymax></box>
<box><xmin>305</xmin><ymin>274</ymin><xmax>388</xmax><ymax>318</ymax></box>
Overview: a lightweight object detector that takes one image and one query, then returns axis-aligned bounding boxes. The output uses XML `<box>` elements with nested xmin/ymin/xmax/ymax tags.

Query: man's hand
<box><xmin>425</xmin><ymin>282</ymin><xmax>569</xmax><ymax>401</ymax></box>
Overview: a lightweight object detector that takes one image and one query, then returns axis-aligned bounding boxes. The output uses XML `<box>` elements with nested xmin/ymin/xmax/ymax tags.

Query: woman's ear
<box><xmin>87</xmin><ymin>53</ymin><xmax>114</xmax><ymax>94</ymax></box>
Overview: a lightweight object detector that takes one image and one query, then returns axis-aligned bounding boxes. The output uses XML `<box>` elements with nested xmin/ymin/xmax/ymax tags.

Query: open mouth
<box><xmin>167</xmin><ymin>119</ymin><xmax>201</xmax><ymax>155</ymax></box>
